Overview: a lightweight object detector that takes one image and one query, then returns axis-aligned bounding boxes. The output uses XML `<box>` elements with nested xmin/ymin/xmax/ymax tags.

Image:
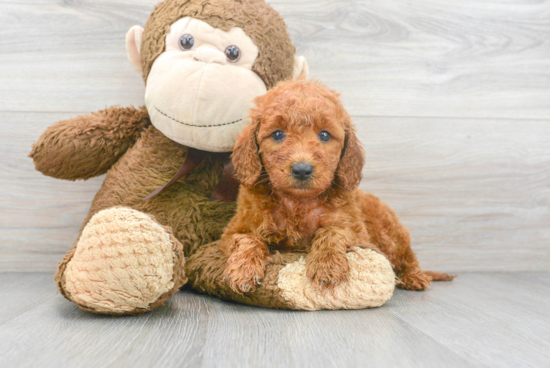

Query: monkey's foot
<box><xmin>187</xmin><ymin>244</ymin><xmax>396</xmax><ymax>310</ymax></box>
<box><xmin>59</xmin><ymin>207</ymin><xmax>187</xmax><ymax>315</ymax></box>
<box><xmin>277</xmin><ymin>248</ymin><xmax>395</xmax><ymax>310</ymax></box>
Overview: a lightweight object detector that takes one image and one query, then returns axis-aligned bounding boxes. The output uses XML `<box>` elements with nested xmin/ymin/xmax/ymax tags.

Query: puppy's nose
<box><xmin>291</xmin><ymin>162</ymin><xmax>314</xmax><ymax>181</ymax></box>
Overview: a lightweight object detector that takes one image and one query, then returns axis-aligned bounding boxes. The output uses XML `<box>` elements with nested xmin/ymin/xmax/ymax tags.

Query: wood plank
<box><xmin>389</xmin><ymin>273</ymin><xmax>550</xmax><ymax>367</ymax></box>
<box><xmin>0</xmin><ymin>273</ymin><xmax>548</xmax><ymax>367</ymax></box>
<box><xmin>356</xmin><ymin>117</ymin><xmax>550</xmax><ymax>272</ymax></box>
<box><xmin>0</xmin><ymin>285</ymin><xmax>210</xmax><ymax>368</ymax></box>
<box><xmin>199</xmin><ymin>298</ymin><xmax>473</xmax><ymax>368</ymax></box>
<box><xmin>277</xmin><ymin>0</ymin><xmax>550</xmax><ymax>119</ymax></box>
<box><xmin>0</xmin><ymin>272</ymin><xmax>56</xmax><ymax>325</ymax></box>
<box><xmin>0</xmin><ymin>0</ymin><xmax>549</xmax><ymax>119</ymax></box>
<box><xmin>0</xmin><ymin>274</ymin><xmax>470</xmax><ymax>368</ymax></box>
<box><xmin>2</xmin><ymin>112</ymin><xmax>548</xmax><ymax>272</ymax></box>
<box><xmin>0</xmin><ymin>111</ymin><xmax>103</xmax><ymax>271</ymax></box>
<box><xmin>0</xmin><ymin>0</ymin><xmax>152</xmax><ymax>113</ymax></box>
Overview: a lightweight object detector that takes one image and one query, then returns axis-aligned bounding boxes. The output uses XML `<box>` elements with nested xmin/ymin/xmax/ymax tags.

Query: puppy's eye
<box><xmin>225</xmin><ymin>45</ymin><xmax>241</xmax><ymax>62</ymax></box>
<box><xmin>180</xmin><ymin>34</ymin><xmax>194</xmax><ymax>50</ymax></box>
<box><xmin>319</xmin><ymin>130</ymin><xmax>331</xmax><ymax>142</ymax></box>
<box><xmin>271</xmin><ymin>130</ymin><xmax>285</xmax><ymax>142</ymax></box>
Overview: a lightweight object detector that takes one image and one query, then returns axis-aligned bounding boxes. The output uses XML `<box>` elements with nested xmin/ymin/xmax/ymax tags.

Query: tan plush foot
<box><xmin>62</xmin><ymin>207</ymin><xmax>186</xmax><ymax>314</ymax></box>
<box><xmin>277</xmin><ymin>248</ymin><xmax>395</xmax><ymax>310</ymax></box>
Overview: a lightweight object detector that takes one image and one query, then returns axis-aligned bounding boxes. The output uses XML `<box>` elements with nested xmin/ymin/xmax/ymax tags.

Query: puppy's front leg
<box><xmin>306</xmin><ymin>227</ymin><xmax>351</xmax><ymax>289</ymax></box>
<box><xmin>221</xmin><ymin>234</ymin><xmax>268</xmax><ymax>293</ymax></box>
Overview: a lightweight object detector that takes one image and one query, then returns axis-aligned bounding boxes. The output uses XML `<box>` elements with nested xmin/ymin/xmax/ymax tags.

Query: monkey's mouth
<box><xmin>155</xmin><ymin>106</ymin><xmax>243</xmax><ymax>128</ymax></box>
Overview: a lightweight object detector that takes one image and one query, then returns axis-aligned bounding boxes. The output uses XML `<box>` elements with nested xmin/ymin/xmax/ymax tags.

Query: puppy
<box><xmin>221</xmin><ymin>79</ymin><xmax>454</xmax><ymax>293</ymax></box>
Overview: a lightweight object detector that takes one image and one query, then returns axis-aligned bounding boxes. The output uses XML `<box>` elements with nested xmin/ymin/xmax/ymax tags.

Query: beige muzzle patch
<box><xmin>277</xmin><ymin>248</ymin><xmax>396</xmax><ymax>310</ymax></box>
<box><xmin>144</xmin><ymin>17</ymin><xmax>267</xmax><ymax>152</ymax></box>
<box><xmin>64</xmin><ymin>207</ymin><xmax>176</xmax><ymax>313</ymax></box>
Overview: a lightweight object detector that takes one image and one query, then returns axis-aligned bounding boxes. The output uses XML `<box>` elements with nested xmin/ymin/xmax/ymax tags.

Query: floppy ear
<box><xmin>232</xmin><ymin>113</ymin><xmax>262</xmax><ymax>187</ymax></box>
<box><xmin>336</xmin><ymin>120</ymin><xmax>365</xmax><ymax>191</ymax></box>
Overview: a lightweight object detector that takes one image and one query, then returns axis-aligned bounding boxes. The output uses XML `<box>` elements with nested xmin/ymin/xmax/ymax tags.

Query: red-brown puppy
<box><xmin>221</xmin><ymin>79</ymin><xmax>454</xmax><ymax>293</ymax></box>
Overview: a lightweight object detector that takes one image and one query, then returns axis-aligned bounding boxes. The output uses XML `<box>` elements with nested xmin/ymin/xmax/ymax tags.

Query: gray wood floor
<box><xmin>0</xmin><ymin>272</ymin><xmax>548</xmax><ymax>368</ymax></box>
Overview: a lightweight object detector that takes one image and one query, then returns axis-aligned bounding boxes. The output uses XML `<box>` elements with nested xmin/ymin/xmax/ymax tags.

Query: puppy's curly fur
<box><xmin>221</xmin><ymin>79</ymin><xmax>455</xmax><ymax>293</ymax></box>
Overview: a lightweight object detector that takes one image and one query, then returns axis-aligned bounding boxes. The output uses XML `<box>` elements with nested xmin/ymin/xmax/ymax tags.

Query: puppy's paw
<box><xmin>224</xmin><ymin>248</ymin><xmax>265</xmax><ymax>293</ymax></box>
<box><xmin>306</xmin><ymin>251</ymin><xmax>350</xmax><ymax>289</ymax></box>
<box><xmin>398</xmin><ymin>268</ymin><xmax>432</xmax><ymax>291</ymax></box>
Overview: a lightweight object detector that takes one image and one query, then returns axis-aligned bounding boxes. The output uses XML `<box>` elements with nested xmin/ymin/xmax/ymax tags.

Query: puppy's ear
<box><xmin>232</xmin><ymin>110</ymin><xmax>262</xmax><ymax>187</ymax></box>
<box><xmin>336</xmin><ymin>120</ymin><xmax>365</xmax><ymax>191</ymax></box>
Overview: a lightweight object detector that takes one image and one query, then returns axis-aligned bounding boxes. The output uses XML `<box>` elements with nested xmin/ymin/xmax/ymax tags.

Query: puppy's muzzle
<box><xmin>291</xmin><ymin>162</ymin><xmax>314</xmax><ymax>181</ymax></box>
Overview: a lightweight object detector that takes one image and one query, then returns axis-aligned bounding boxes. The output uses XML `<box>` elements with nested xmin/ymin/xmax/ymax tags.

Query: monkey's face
<box><xmin>142</xmin><ymin>17</ymin><xmax>267</xmax><ymax>152</ymax></box>
<box><xmin>126</xmin><ymin>0</ymin><xmax>308</xmax><ymax>153</ymax></box>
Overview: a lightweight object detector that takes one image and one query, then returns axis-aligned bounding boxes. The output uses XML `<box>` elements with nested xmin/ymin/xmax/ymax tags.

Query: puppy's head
<box><xmin>232</xmin><ymin>79</ymin><xmax>365</xmax><ymax>198</ymax></box>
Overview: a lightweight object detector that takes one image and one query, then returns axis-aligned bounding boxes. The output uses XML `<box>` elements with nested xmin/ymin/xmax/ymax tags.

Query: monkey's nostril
<box><xmin>291</xmin><ymin>162</ymin><xmax>314</xmax><ymax>181</ymax></box>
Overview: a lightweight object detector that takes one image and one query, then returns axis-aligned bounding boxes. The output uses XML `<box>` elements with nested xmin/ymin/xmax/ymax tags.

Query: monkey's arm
<box><xmin>30</xmin><ymin>106</ymin><xmax>150</xmax><ymax>180</ymax></box>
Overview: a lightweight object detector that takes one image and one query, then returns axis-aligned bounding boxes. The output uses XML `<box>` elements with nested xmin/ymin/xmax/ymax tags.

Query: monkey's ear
<box><xmin>232</xmin><ymin>116</ymin><xmax>263</xmax><ymax>188</ymax></box>
<box><xmin>126</xmin><ymin>25</ymin><xmax>144</xmax><ymax>74</ymax></box>
<box><xmin>293</xmin><ymin>56</ymin><xmax>309</xmax><ymax>79</ymax></box>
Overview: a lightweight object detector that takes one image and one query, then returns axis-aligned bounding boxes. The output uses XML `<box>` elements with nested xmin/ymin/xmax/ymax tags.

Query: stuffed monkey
<box><xmin>30</xmin><ymin>0</ymin><xmax>398</xmax><ymax>315</ymax></box>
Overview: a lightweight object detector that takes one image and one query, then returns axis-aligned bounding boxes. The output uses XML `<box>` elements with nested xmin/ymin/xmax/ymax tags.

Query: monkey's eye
<box><xmin>319</xmin><ymin>131</ymin><xmax>331</xmax><ymax>142</ymax></box>
<box><xmin>180</xmin><ymin>34</ymin><xmax>194</xmax><ymax>50</ymax></box>
<box><xmin>271</xmin><ymin>130</ymin><xmax>285</xmax><ymax>142</ymax></box>
<box><xmin>225</xmin><ymin>45</ymin><xmax>241</xmax><ymax>62</ymax></box>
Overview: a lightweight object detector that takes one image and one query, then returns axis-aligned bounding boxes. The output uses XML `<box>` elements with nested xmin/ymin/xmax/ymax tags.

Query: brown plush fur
<box><xmin>57</xmin><ymin>208</ymin><xmax>188</xmax><ymax>315</ymax></box>
<box><xmin>30</xmin><ymin>106</ymin><xmax>150</xmax><ymax>181</ymax></box>
<box><xmin>141</xmin><ymin>0</ymin><xmax>295</xmax><ymax>88</ymax></box>
<box><xmin>222</xmin><ymin>80</ymin><xmax>455</xmax><ymax>293</ymax></box>
<box><xmin>186</xmin><ymin>240</ymin><xmax>303</xmax><ymax>309</ymax></box>
<box><xmin>49</xmin><ymin>125</ymin><xmax>237</xmax><ymax>314</ymax></box>
<box><xmin>29</xmin><ymin>0</ymin><xmax>298</xmax><ymax>314</ymax></box>
<box><xmin>29</xmin><ymin>0</ymin><xmax>442</xmax><ymax>314</ymax></box>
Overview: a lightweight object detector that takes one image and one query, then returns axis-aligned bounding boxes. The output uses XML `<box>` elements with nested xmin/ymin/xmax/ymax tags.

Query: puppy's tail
<box><xmin>424</xmin><ymin>271</ymin><xmax>457</xmax><ymax>282</ymax></box>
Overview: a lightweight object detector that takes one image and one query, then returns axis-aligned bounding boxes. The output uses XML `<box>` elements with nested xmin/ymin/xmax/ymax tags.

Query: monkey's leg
<box><xmin>55</xmin><ymin>207</ymin><xmax>186</xmax><ymax>315</ymax></box>
<box><xmin>30</xmin><ymin>106</ymin><xmax>150</xmax><ymax>180</ymax></box>
<box><xmin>186</xmin><ymin>242</ymin><xmax>395</xmax><ymax>310</ymax></box>
<box><xmin>358</xmin><ymin>192</ymin><xmax>455</xmax><ymax>291</ymax></box>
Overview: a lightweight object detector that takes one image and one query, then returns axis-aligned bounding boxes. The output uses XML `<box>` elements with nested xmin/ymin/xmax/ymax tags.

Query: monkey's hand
<box><xmin>29</xmin><ymin>106</ymin><xmax>150</xmax><ymax>180</ymax></box>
